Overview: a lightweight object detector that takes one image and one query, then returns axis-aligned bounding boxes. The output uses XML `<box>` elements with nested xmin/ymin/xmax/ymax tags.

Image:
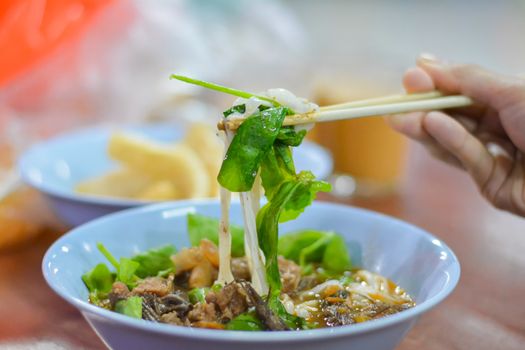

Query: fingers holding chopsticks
<box><xmin>387</xmin><ymin>55</ymin><xmax>525</xmax><ymax>216</ymax></box>
<box><xmin>386</xmin><ymin>65</ymin><xmax>483</xmax><ymax>171</ymax></box>
<box><xmin>386</xmin><ymin>56</ymin><xmax>502</xmax><ymax>186</ymax></box>
<box><xmin>416</xmin><ymin>55</ymin><xmax>525</xmax><ymax>148</ymax></box>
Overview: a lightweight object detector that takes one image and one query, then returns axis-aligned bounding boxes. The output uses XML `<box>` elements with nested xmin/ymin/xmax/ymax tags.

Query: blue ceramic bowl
<box><xmin>43</xmin><ymin>200</ymin><xmax>459</xmax><ymax>350</ymax></box>
<box><xmin>18</xmin><ymin>124</ymin><xmax>332</xmax><ymax>226</ymax></box>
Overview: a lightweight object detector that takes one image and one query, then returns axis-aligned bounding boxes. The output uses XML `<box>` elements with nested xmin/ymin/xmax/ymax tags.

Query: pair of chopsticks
<box><xmin>218</xmin><ymin>91</ymin><xmax>472</xmax><ymax>131</ymax></box>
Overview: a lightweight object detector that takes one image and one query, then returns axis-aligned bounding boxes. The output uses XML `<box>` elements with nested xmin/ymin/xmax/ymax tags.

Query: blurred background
<box><xmin>1</xmin><ymin>0</ymin><xmax>525</xmax><ymax>246</ymax></box>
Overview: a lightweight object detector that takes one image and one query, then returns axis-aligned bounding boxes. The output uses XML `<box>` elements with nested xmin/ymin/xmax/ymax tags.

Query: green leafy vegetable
<box><xmin>218</xmin><ymin>107</ymin><xmax>289</xmax><ymax>192</ymax></box>
<box><xmin>257</xmin><ymin>181</ymin><xmax>300</xmax><ymax>300</ymax></box>
<box><xmin>260</xmin><ymin>145</ymin><xmax>295</xmax><ymax>201</ymax></box>
<box><xmin>260</xmin><ymin>147</ymin><xmax>331</xmax><ymax>223</ymax></box>
<box><xmin>297</xmin><ymin>233</ymin><xmax>334</xmax><ymax>266</ymax></box>
<box><xmin>276</xmin><ymin>126</ymin><xmax>307</xmax><ymax>147</ymax></box>
<box><xmin>115</xmin><ymin>296</ymin><xmax>143</xmax><ymax>319</ymax></box>
<box><xmin>187</xmin><ymin>213</ymin><xmax>244</xmax><ymax>257</ymax></box>
<box><xmin>131</xmin><ymin>245</ymin><xmax>176</xmax><ymax>278</ymax></box>
<box><xmin>278</xmin><ymin>230</ymin><xmax>325</xmax><ymax>262</ymax></box>
<box><xmin>322</xmin><ymin>235</ymin><xmax>352</xmax><ymax>273</ymax></box>
<box><xmin>278</xmin><ymin>230</ymin><xmax>352</xmax><ymax>273</ymax></box>
<box><xmin>117</xmin><ymin>258</ymin><xmax>140</xmax><ymax>289</ymax></box>
<box><xmin>95</xmin><ymin>243</ymin><xmax>177</xmax><ymax>285</ymax></box>
<box><xmin>226</xmin><ymin>312</ymin><xmax>265</xmax><ymax>331</ymax></box>
<box><xmin>278</xmin><ymin>171</ymin><xmax>331</xmax><ymax>222</ymax></box>
<box><xmin>188</xmin><ymin>288</ymin><xmax>209</xmax><ymax>304</ymax></box>
<box><xmin>211</xmin><ymin>282</ymin><xmax>223</xmax><ymax>292</ymax></box>
<box><xmin>256</xmin><ymin>179</ymin><xmax>333</xmax><ymax>317</ymax></box>
<box><xmin>82</xmin><ymin>263</ymin><xmax>114</xmax><ymax>293</ymax></box>
<box><xmin>95</xmin><ymin>243</ymin><xmax>141</xmax><ymax>288</ymax></box>
<box><xmin>300</xmin><ymin>263</ymin><xmax>314</xmax><ymax>276</ymax></box>
<box><xmin>223</xmin><ymin>104</ymin><xmax>246</xmax><ymax>118</ymax></box>
<box><xmin>97</xmin><ymin>243</ymin><xmax>119</xmax><ymax>270</ymax></box>
<box><xmin>170</xmin><ymin>75</ymin><xmax>279</xmax><ymax>106</ymax></box>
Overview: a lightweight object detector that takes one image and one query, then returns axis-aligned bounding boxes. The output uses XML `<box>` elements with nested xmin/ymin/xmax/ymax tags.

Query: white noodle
<box><xmin>263</xmin><ymin>88</ymin><xmax>319</xmax><ymax>132</ymax></box>
<box><xmin>240</xmin><ymin>191</ymin><xmax>268</xmax><ymax>295</ymax></box>
<box><xmin>280</xmin><ymin>294</ymin><xmax>319</xmax><ymax>319</ymax></box>
<box><xmin>217</xmin><ymin>187</ymin><xmax>235</xmax><ymax>284</ymax></box>
<box><xmin>280</xmin><ymin>294</ymin><xmax>296</xmax><ymax>314</ymax></box>
<box><xmin>264</xmin><ymin>88</ymin><xmax>319</xmax><ymax>115</ymax></box>
<box><xmin>229</xmin><ymin>97</ymin><xmax>272</xmax><ymax>119</ymax></box>
<box><xmin>295</xmin><ymin>270</ymin><xmax>411</xmax><ymax>306</ymax></box>
<box><xmin>301</xmin><ymin>279</ymin><xmax>343</xmax><ymax>296</ymax></box>
<box><xmin>250</xmin><ymin>173</ymin><xmax>267</xmax><ymax>272</ymax></box>
<box><xmin>217</xmin><ymin>131</ymin><xmax>235</xmax><ymax>284</ymax></box>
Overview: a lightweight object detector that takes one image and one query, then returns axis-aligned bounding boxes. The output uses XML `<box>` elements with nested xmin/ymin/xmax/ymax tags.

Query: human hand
<box><xmin>387</xmin><ymin>55</ymin><xmax>525</xmax><ymax>216</ymax></box>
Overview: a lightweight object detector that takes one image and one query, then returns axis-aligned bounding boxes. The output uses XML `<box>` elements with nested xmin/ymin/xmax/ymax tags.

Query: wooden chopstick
<box><xmin>320</xmin><ymin>91</ymin><xmax>443</xmax><ymax>111</ymax></box>
<box><xmin>217</xmin><ymin>92</ymin><xmax>472</xmax><ymax>131</ymax></box>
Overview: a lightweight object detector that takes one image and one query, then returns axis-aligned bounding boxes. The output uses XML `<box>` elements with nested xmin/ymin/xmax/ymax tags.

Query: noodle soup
<box><xmin>82</xmin><ymin>78</ymin><xmax>415</xmax><ymax>331</ymax></box>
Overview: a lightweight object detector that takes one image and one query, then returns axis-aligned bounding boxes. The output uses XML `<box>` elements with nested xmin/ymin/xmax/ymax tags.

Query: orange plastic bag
<box><xmin>0</xmin><ymin>0</ymin><xmax>114</xmax><ymax>87</ymax></box>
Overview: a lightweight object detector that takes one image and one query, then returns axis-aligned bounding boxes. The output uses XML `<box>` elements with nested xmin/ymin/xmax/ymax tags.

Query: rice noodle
<box><xmin>229</xmin><ymin>96</ymin><xmax>272</xmax><ymax>119</ymax></box>
<box><xmin>348</xmin><ymin>270</ymin><xmax>410</xmax><ymax>304</ymax></box>
<box><xmin>216</xmin><ymin>131</ymin><xmax>235</xmax><ymax>284</ymax></box>
<box><xmin>280</xmin><ymin>294</ymin><xmax>319</xmax><ymax>319</ymax></box>
<box><xmin>301</xmin><ymin>279</ymin><xmax>343</xmax><ymax>296</ymax></box>
<box><xmin>264</xmin><ymin>88</ymin><xmax>319</xmax><ymax>115</ymax></box>
<box><xmin>239</xmin><ymin>191</ymin><xmax>268</xmax><ymax>295</ymax></box>
<box><xmin>263</xmin><ymin>88</ymin><xmax>319</xmax><ymax>132</ymax></box>
<box><xmin>217</xmin><ymin>185</ymin><xmax>235</xmax><ymax>284</ymax></box>
<box><xmin>296</xmin><ymin>271</ymin><xmax>411</xmax><ymax>306</ymax></box>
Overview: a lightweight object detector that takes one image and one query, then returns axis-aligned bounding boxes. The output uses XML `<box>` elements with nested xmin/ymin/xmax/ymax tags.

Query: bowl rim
<box><xmin>18</xmin><ymin>124</ymin><xmax>333</xmax><ymax>208</ymax></box>
<box><xmin>42</xmin><ymin>199</ymin><xmax>460</xmax><ymax>342</ymax></box>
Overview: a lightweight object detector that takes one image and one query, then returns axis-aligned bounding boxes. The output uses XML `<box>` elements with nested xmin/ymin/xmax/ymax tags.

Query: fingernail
<box><xmin>417</xmin><ymin>53</ymin><xmax>444</xmax><ymax>67</ymax></box>
<box><xmin>419</xmin><ymin>53</ymin><xmax>438</xmax><ymax>62</ymax></box>
<box><xmin>486</xmin><ymin>142</ymin><xmax>512</xmax><ymax>160</ymax></box>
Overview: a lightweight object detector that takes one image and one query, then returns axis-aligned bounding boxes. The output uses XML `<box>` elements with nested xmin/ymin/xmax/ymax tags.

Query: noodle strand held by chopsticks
<box><xmin>217</xmin><ymin>130</ymin><xmax>235</xmax><ymax>284</ymax></box>
<box><xmin>240</xmin><ymin>190</ymin><xmax>268</xmax><ymax>295</ymax></box>
<box><xmin>217</xmin><ymin>185</ymin><xmax>234</xmax><ymax>284</ymax></box>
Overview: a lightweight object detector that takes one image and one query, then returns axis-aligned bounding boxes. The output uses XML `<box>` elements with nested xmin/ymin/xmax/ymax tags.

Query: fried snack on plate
<box><xmin>108</xmin><ymin>132</ymin><xmax>209</xmax><ymax>198</ymax></box>
<box><xmin>76</xmin><ymin>168</ymin><xmax>155</xmax><ymax>199</ymax></box>
<box><xmin>183</xmin><ymin>123</ymin><xmax>223</xmax><ymax>196</ymax></box>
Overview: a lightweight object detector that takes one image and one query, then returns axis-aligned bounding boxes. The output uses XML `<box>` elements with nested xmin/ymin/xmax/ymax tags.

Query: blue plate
<box><xmin>43</xmin><ymin>200</ymin><xmax>460</xmax><ymax>350</ymax></box>
<box><xmin>18</xmin><ymin>124</ymin><xmax>333</xmax><ymax>226</ymax></box>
